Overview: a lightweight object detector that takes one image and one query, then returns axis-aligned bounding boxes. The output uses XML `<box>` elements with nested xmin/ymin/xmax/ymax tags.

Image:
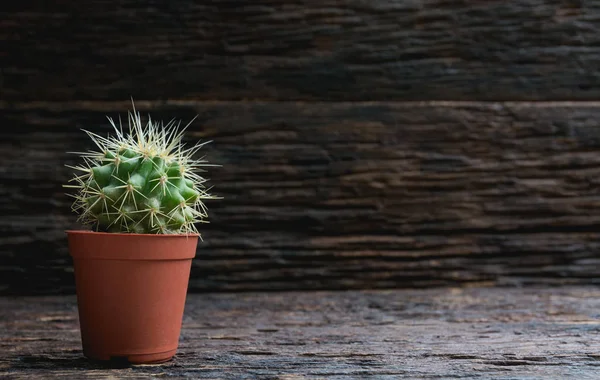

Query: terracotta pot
<box><xmin>66</xmin><ymin>231</ymin><xmax>198</xmax><ymax>364</ymax></box>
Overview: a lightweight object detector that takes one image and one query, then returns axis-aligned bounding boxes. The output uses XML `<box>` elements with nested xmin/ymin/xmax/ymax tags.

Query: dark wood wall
<box><xmin>2</xmin><ymin>1</ymin><xmax>600</xmax><ymax>295</ymax></box>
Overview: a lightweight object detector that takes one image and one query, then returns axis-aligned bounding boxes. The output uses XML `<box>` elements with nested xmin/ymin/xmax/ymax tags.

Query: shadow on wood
<box><xmin>13</xmin><ymin>355</ymin><xmax>131</xmax><ymax>370</ymax></box>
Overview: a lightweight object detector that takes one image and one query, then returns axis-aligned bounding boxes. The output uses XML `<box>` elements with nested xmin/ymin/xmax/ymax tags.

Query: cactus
<box><xmin>64</xmin><ymin>105</ymin><xmax>217</xmax><ymax>236</ymax></box>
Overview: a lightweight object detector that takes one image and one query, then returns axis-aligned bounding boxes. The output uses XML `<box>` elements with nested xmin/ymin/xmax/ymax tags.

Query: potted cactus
<box><xmin>64</xmin><ymin>104</ymin><xmax>217</xmax><ymax>364</ymax></box>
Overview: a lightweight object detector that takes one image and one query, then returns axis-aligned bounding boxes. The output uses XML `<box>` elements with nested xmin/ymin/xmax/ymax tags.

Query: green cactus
<box><xmin>64</xmin><ymin>105</ymin><xmax>218</xmax><ymax>236</ymax></box>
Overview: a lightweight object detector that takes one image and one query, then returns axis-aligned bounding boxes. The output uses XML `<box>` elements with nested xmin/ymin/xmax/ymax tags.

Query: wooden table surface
<box><xmin>3</xmin><ymin>286</ymin><xmax>600</xmax><ymax>379</ymax></box>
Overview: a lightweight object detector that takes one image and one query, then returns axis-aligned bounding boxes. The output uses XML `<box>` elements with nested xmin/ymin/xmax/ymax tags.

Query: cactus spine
<box><xmin>65</xmin><ymin>106</ymin><xmax>217</xmax><ymax>235</ymax></box>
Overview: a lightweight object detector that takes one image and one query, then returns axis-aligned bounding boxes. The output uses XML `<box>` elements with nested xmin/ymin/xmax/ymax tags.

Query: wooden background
<box><xmin>2</xmin><ymin>0</ymin><xmax>600</xmax><ymax>295</ymax></box>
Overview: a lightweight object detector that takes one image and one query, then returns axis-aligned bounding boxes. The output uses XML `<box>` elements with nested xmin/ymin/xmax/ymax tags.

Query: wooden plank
<box><xmin>2</xmin><ymin>286</ymin><xmax>600</xmax><ymax>378</ymax></box>
<box><xmin>1</xmin><ymin>100</ymin><xmax>600</xmax><ymax>294</ymax></box>
<box><xmin>2</xmin><ymin>1</ymin><xmax>600</xmax><ymax>101</ymax></box>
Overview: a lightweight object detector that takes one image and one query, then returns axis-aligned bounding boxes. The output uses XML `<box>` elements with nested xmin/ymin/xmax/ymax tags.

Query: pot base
<box><xmin>84</xmin><ymin>349</ymin><xmax>177</xmax><ymax>365</ymax></box>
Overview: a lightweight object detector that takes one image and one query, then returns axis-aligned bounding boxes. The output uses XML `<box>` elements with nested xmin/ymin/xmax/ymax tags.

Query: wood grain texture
<box><xmin>3</xmin><ymin>286</ymin><xmax>600</xmax><ymax>378</ymax></box>
<box><xmin>2</xmin><ymin>0</ymin><xmax>600</xmax><ymax>101</ymax></box>
<box><xmin>2</xmin><ymin>100</ymin><xmax>600</xmax><ymax>294</ymax></box>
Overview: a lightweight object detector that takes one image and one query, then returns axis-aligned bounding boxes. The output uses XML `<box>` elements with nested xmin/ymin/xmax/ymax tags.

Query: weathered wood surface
<box><xmin>3</xmin><ymin>1</ymin><xmax>600</xmax><ymax>101</ymax></box>
<box><xmin>2</xmin><ymin>286</ymin><xmax>600</xmax><ymax>378</ymax></box>
<box><xmin>2</xmin><ymin>100</ymin><xmax>600</xmax><ymax>294</ymax></box>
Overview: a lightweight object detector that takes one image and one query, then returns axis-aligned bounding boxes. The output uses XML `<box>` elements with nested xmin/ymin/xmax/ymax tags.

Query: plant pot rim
<box><xmin>66</xmin><ymin>230</ymin><xmax>199</xmax><ymax>260</ymax></box>
<box><xmin>66</xmin><ymin>230</ymin><xmax>200</xmax><ymax>238</ymax></box>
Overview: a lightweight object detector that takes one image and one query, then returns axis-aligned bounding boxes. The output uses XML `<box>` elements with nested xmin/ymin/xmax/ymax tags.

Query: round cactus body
<box><xmin>65</xmin><ymin>107</ymin><xmax>216</xmax><ymax>235</ymax></box>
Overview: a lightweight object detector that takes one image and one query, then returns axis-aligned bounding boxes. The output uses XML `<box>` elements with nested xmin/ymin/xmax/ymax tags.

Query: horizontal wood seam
<box><xmin>5</xmin><ymin>100</ymin><xmax>600</xmax><ymax>109</ymax></box>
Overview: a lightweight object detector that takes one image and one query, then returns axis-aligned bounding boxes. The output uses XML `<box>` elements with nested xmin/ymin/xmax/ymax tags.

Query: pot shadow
<box><xmin>13</xmin><ymin>354</ymin><xmax>133</xmax><ymax>370</ymax></box>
